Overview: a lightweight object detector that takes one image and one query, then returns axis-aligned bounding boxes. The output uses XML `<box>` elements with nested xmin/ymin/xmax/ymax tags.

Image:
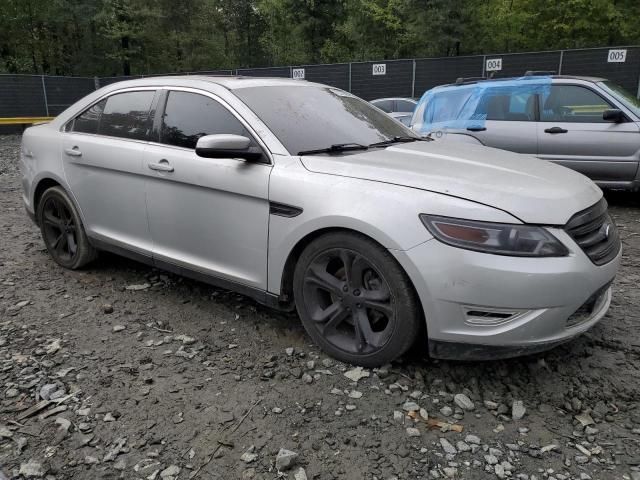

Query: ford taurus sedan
<box><xmin>20</xmin><ymin>76</ymin><xmax>621</xmax><ymax>366</ymax></box>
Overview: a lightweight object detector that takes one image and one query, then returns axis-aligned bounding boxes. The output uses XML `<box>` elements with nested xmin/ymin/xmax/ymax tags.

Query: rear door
<box><xmin>536</xmin><ymin>84</ymin><xmax>640</xmax><ymax>182</ymax></box>
<box><xmin>143</xmin><ymin>89</ymin><xmax>272</xmax><ymax>289</ymax></box>
<box><xmin>62</xmin><ymin>89</ymin><xmax>157</xmax><ymax>254</ymax></box>
<box><xmin>468</xmin><ymin>86</ymin><xmax>538</xmax><ymax>154</ymax></box>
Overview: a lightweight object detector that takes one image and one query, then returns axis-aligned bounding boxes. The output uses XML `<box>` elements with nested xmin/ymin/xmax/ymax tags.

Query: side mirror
<box><xmin>602</xmin><ymin>109</ymin><xmax>625</xmax><ymax>123</ymax></box>
<box><xmin>195</xmin><ymin>134</ymin><xmax>263</xmax><ymax>161</ymax></box>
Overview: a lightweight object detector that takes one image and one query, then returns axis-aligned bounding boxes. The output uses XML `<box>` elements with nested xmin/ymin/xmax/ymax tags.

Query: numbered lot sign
<box><xmin>372</xmin><ymin>64</ymin><xmax>386</xmax><ymax>75</ymax></box>
<box><xmin>608</xmin><ymin>49</ymin><xmax>627</xmax><ymax>63</ymax></box>
<box><xmin>486</xmin><ymin>58</ymin><xmax>502</xmax><ymax>72</ymax></box>
<box><xmin>292</xmin><ymin>68</ymin><xmax>305</xmax><ymax>79</ymax></box>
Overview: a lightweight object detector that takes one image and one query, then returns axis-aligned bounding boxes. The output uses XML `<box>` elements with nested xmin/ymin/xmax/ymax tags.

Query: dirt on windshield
<box><xmin>1</xmin><ymin>134</ymin><xmax>639</xmax><ymax>480</ymax></box>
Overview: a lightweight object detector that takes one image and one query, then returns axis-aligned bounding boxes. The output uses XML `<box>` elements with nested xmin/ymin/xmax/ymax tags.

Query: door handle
<box><xmin>544</xmin><ymin>127</ymin><xmax>568</xmax><ymax>134</ymax></box>
<box><xmin>64</xmin><ymin>147</ymin><xmax>82</xmax><ymax>157</ymax></box>
<box><xmin>467</xmin><ymin>126</ymin><xmax>487</xmax><ymax>132</ymax></box>
<box><xmin>148</xmin><ymin>160</ymin><xmax>174</xmax><ymax>172</ymax></box>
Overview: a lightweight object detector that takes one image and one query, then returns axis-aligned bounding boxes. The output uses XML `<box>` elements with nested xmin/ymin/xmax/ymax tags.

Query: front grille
<box><xmin>564</xmin><ymin>198</ymin><xmax>621</xmax><ymax>266</ymax></box>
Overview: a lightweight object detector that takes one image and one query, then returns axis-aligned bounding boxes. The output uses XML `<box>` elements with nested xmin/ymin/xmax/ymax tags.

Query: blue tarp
<box><xmin>412</xmin><ymin>76</ymin><xmax>553</xmax><ymax>135</ymax></box>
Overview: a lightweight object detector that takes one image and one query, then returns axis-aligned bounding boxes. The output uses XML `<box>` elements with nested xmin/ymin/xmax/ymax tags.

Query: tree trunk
<box><xmin>122</xmin><ymin>35</ymin><xmax>130</xmax><ymax>75</ymax></box>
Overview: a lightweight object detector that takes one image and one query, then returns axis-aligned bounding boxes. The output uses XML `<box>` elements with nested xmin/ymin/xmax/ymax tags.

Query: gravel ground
<box><xmin>1</xmin><ymin>134</ymin><xmax>640</xmax><ymax>480</ymax></box>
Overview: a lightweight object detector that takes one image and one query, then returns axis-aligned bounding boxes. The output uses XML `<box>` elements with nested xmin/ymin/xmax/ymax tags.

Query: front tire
<box><xmin>293</xmin><ymin>232</ymin><xmax>422</xmax><ymax>367</ymax></box>
<box><xmin>37</xmin><ymin>186</ymin><xmax>96</xmax><ymax>269</ymax></box>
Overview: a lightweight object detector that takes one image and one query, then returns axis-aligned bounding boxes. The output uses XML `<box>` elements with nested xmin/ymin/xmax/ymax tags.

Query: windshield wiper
<box><xmin>297</xmin><ymin>143</ymin><xmax>369</xmax><ymax>156</ymax></box>
<box><xmin>368</xmin><ymin>136</ymin><xmax>428</xmax><ymax>148</ymax></box>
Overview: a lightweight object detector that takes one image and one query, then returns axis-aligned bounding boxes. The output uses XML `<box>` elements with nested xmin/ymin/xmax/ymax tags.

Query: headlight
<box><xmin>420</xmin><ymin>215</ymin><xmax>569</xmax><ymax>257</ymax></box>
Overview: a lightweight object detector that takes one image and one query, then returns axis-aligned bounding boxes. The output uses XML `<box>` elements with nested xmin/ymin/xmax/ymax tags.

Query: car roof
<box><xmin>99</xmin><ymin>75</ymin><xmax>327</xmax><ymax>91</ymax></box>
<box><xmin>439</xmin><ymin>74</ymin><xmax>606</xmax><ymax>88</ymax></box>
<box><xmin>371</xmin><ymin>97</ymin><xmax>417</xmax><ymax>102</ymax></box>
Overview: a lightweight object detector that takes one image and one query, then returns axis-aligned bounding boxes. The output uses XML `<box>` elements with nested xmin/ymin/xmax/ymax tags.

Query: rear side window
<box><xmin>540</xmin><ymin>85</ymin><xmax>612</xmax><ymax>123</ymax></box>
<box><xmin>475</xmin><ymin>87</ymin><xmax>536</xmax><ymax>121</ymax></box>
<box><xmin>97</xmin><ymin>91</ymin><xmax>156</xmax><ymax>140</ymax></box>
<box><xmin>72</xmin><ymin>99</ymin><xmax>107</xmax><ymax>134</ymax></box>
<box><xmin>372</xmin><ymin>99</ymin><xmax>393</xmax><ymax>113</ymax></box>
<box><xmin>160</xmin><ymin>91</ymin><xmax>251</xmax><ymax>149</ymax></box>
<box><xmin>395</xmin><ymin>100</ymin><xmax>416</xmax><ymax>112</ymax></box>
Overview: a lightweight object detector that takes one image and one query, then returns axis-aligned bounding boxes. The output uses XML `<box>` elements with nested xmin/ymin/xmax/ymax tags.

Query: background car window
<box><xmin>161</xmin><ymin>91</ymin><xmax>251</xmax><ymax>149</ymax></box>
<box><xmin>97</xmin><ymin>91</ymin><xmax>155</xmax><ymax>140</ymax></box>
<box><xmin>395</xmin><ymin>100</ymin><xmax>416</xmax><ymax>112</ymax></box>
<box><xmin>371</xmin><ymin>99</ymin><xmax>393</xmax><ymax>113</ymax></box>
<box><xmin>72</xmin><ymin>99</ymin><xmax>107</xmax><ymax>134</ymax></box>
<box><xmin>540</xmin><ymin>85</ymin><xmax>612</xmax><ymax>123</ymax></box>
<box><xmin>475</xmin><ymin>88</ymin><xmax>536</xmax><ymax>121</ymax></box>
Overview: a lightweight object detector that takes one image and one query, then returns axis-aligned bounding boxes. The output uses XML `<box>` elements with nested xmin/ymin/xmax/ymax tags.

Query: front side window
<box><xmin>161</xmin><ymin>91</ymin><xmax>252</xmax><ymax>149</ymax></box>
<box><xmin>98</xmin><ymin>91</ymin><xmax>156</xmax><ymax>140</ymax></box>
<box><xmin>71</xmin><ymin>99</ymin><xmax>107</xmax><ymax>134</ymax></box>
<box><xmin>234</xmin><ymin>86</ymin><xmax>417</xmax><ymax>154</ymax></box>
<box><xmin>599</xmin><ymin>81</ymin><xmax>640</xmax><ymax>118</ymax></box>
<box><xmin>540</xmin><ymin>85</ymin><xmax>612</xmax><ymax>123</ymax></box>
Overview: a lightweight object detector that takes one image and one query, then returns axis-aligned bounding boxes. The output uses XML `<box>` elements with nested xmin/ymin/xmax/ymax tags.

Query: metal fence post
<box><xmin>348</xmin><ymin>63</ymin><xmax>352</xmax><ymax>92</ymax></box>
<box><xmin>40</xmin><ymin>75</ymin><xmax>50</xmax><ymax>116</ymax></box>
<box><xmin>558</xmin><ymin>50</ymin><xmax>564</xmax><ymax>74</ymax></box>
<box><xmin>94</xmin><ymin>76</ymin><xmax>100</xmax><ymax>90</ymax></box>
<box><xmin>411</xmin><ymin>59</ymin><xmax>416</xmax><ymax>98</ymax></box>
<box><xmin>481</xmin><ymin>55</ymin><xmax>486</xmax><ymax>77</ymax></box>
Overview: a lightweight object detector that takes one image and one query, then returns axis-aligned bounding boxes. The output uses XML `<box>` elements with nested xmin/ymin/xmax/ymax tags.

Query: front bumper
<box><xmin>392</xmin><ymin>227</ymin><xmax>621</xmax><ymax>360</ymax></box>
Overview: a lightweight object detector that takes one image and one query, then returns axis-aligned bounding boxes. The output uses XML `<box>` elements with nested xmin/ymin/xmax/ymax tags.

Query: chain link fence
<box><xmin>2</xmin><ymin>46</ymin><xmax>639</xmax><ymax>121</ymax></box>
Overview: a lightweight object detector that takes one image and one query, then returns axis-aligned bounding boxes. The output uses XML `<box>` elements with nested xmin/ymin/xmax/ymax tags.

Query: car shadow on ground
<box><xmin>604</xmin><ymin>189</ymin><xmax>640</xmax><ymax>208</ymax></box>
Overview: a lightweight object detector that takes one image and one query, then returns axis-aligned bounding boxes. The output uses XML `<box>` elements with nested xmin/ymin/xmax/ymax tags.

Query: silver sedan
<box><xmin>20</xmin><ymin>76</ymin><xmax>621</xmax><ymax>366</ymax></box>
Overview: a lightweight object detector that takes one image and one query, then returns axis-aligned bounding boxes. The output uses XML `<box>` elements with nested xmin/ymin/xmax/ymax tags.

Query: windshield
<box><xmin>599</xmin><ymin>81</ymin><xmax>640</xmax><ymax>118</ymax></box>
<box><xmin>233</xmin><ymin>86</ymin><xmax>419</xmax><ymax>154</ymax></box>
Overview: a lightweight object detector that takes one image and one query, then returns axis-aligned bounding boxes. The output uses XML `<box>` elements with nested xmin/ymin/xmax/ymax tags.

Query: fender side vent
<box><xmin>270</xmin><ymin>202</ymin><xmax>303</xmax><ymax>218</ymax></box>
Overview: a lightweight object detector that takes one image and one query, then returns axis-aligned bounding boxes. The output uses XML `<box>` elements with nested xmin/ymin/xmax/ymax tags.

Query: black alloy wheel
<box><xmin>41</xmin><ymin>195</ymin><xmax>78</xmax><ymax>263</ymax></box>
<box><xmin>37</xmin><ymin>186</ymin><xmax>97</xmax><ymax>269</ymax></box>
<box><xmin>294</xmin><ymin>232</ymin><xmax>421</xmax><ymax>367</ymax></box>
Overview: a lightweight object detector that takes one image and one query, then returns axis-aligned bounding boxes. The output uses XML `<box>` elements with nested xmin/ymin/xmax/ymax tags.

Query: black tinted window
<box><xmin>161</xmin><ymin>91</ymin><xmax>250</xmax><ymax>149</ymax></box>
<box><xmin>72</xmin><ymin>99</ymin><xmax>106</xmax><ymax>134</ymax></box>
<box><xmin>235</xmin><ymin>86</ymin><xmax>416</xmax><ymax>154</ymax></box>
<box><xmin>541</xmin><ymin>86</ymin><xmax>612</xmax><ymax>123</ymax></box>
<box><xmin>98</xmin><ymin>91</ymin><xmax>155</xmax><ymax>140</ymax></box>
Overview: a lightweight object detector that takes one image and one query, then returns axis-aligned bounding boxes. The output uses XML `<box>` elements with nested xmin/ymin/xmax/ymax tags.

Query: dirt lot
<box><xmin>1</xmin><ymin>134</ymin><xmax>639</xmax><ymax>480</ymax></box>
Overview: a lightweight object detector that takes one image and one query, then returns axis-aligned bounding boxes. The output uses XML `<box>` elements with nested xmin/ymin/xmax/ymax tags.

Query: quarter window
<box><xmin>540</xmin><ymin>86</ymin><xmax>613</xmax><ymax>123</ymax></box>
<box><xmin>97</xmin><ymin>91</ymin><xmax>156</xmax><ymax>140</ymax></box>
<box><xmin>160</xmin><ymin>91</ymin><xmax>252</xmax><ymax>149</ymax></box>
<box><xmin>71</xmin><ymin>99</ymin><xmax>107</xmax><ymax>134</ymax></box>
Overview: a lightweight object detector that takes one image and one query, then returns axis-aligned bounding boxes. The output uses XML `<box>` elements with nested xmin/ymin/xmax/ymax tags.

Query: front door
<box><xmin>468</xmin><ymin>86</ymin><xmax>539</xmax><ymax>154</ymax></box>
<box><xmin>62</xmin><ymin>89</ymin><xmax>157</xmax><ymax>254</ymax></box>
<box><xmin>144</xmin><ymin>90</ymin><xmax>272</xmax><ymax>289</ymax></box>
<box><xmin>536</xmin><ymin>84</ymin><xmax>640</xmax><ymax>182</ymax></box>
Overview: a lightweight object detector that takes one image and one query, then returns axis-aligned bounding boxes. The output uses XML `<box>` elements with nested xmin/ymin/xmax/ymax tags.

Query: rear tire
<box><xmin>293</xmin><ymin>231</ymin><xmax>422</xmax><ymax>367</ymax></box>
<box><xmin>37</xmin><ymin>186</ymin><xmax>97</xmax><ymax>269</ymax></box>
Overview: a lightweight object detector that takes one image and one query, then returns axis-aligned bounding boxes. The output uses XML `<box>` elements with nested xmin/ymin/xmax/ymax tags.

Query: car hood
<box><xmin>299</xmin><ymin>141</ymin><xmax>602</xmax><ymax>225</ymax></box>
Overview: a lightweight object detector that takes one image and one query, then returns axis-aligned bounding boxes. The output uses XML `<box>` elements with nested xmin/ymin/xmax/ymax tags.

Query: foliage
<box><xmin>0</xmin><ymin>0</ymin><xmax>638</xmax><ymax>75</ymax></box>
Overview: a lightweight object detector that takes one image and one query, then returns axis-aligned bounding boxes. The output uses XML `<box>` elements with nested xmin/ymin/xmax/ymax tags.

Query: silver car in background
<box><xmin>21</xmin><ymin>76</ymin><xmax>621</xmax><ymax>366</ymax></box>
<box><xmin>412</xmin><ymin>75</ymin><xmax>640</xmax><ymax>190</ymax></box>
